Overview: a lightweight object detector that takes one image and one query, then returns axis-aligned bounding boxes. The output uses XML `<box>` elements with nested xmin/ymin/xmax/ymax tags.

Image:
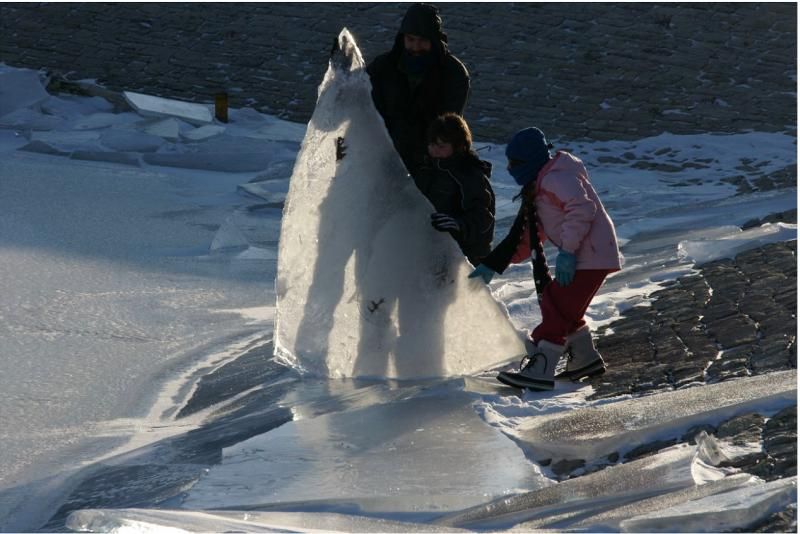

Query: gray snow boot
<box><xmin>555</xmin><ymin>325</ymin><xmax>606</xmax><ymax>381</ymax></box>
<box><xmin>497</xmin><ymin>340</ymin><xmax>563</xmax><ymax>391</ymax></box>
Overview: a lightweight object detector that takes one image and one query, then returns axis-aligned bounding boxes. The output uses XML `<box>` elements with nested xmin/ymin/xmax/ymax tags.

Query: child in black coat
<box><xmin>414</xmin><ymin>113</ymin><xmax>495</xmax><ymax>265</ymax></box>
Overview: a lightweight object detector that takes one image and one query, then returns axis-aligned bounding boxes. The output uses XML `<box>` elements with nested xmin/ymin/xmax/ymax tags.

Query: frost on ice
<box><xmin>436</xmin><ymin>433</ymin><xmax>731</xmax><ymax>530</ymax></box>
<box><xmin>512</xmin><ymin>370</ymin><xmax>796</xmax><ymax>463</ymax></box>
<box><xmin>619</xmin><ymin>476</ymin><xmax>797</xmax><ymax>533</ymax></box>
<box><xmin>67</xmin><ymin>508</ymin><xmax>467</xmax><ymax>533</ymax></box>
<box><xmin>678</xmin><ymin>222</ymin><xmax>798</xmax><ymax>264</ymax></box>
<box><xmin>274</xmin><ymin>29</ymin><xmax>526</xmax><ymax>379</ymax></box>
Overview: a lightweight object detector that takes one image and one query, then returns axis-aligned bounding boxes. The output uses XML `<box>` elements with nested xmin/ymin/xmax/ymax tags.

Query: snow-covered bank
<box><xmin>0</xmin><ymin>66</ymin><xmax>293</xmax><ymax>530</ymax></box>
<box><xmin>0</xmin><ymin>58</ymin><xmax>796</xmax><ymax>532</ymax></box>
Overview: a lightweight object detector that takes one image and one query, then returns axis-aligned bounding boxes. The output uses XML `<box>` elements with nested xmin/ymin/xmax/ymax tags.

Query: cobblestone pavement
<box><xmin>593</xmin><ymin>239</ymin><xmax>797</xmax><ymax>402</ymax></box>
<box><xmin>0</xmin><ymin>3</ymin><xmax>796</xmax><ymax>143</ymax></box>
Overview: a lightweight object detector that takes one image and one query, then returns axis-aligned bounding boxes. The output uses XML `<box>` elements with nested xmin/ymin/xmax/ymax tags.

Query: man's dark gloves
<box><xmin>430</xmin><ymin>212</ymin><xmax>462</xmax><ymax>235</ymax></box>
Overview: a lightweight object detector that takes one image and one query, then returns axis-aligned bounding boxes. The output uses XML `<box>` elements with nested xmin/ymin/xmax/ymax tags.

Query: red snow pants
<box><xmin>531</xmin><ymin>269</ymin><xmax>613</xmax><ymax>346</ymax></box>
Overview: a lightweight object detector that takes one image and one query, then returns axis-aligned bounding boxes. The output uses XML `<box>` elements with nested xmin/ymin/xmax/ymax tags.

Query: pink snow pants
<box><xmin>532</xmin><ymin>269</ymin><xmax>612</xmax><ymax>346</ymax></box>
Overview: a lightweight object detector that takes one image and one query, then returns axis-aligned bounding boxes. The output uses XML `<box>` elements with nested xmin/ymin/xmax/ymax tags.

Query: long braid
<box><xmin>520</xmin><ymin>181</ymin><xmax>552</xmax><ymax>302</ymax></box>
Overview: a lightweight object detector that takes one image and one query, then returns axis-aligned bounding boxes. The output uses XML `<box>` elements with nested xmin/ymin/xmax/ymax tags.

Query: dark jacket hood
<box><xmin>391</xmin><ymin>3</ymin><xmax>449</xmax><ymax>59</ymax></box>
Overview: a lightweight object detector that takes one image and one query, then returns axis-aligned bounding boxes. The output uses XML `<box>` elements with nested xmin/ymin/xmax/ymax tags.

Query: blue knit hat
<box><xmin>505</xmin><ymin>127</ymin><xmax>553</xmax><ymax>186</ymax></box>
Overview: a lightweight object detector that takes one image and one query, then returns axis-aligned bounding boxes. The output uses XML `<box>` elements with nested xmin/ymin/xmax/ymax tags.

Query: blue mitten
<box><xmin>555</xmin><ymin>250</ymin><xmax>577</xmax><ymax>286</ymax></box>
<box><xmin>468</xmin><ymin>264</ymin><xmax>496</xmax><ymax>284</ymax></box>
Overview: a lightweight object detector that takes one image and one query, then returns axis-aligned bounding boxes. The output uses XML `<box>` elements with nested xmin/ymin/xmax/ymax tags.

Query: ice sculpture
<box><xmin>274</xmin><ymin>29</ymin><xmax>526</xmax><ymax>378</ymax></box>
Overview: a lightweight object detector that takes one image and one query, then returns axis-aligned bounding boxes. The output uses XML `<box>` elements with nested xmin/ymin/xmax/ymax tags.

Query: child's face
<box><xmin>428</xmin><ymin>139</ymin><xmax>454</xmax><ymax>159</ymax></box>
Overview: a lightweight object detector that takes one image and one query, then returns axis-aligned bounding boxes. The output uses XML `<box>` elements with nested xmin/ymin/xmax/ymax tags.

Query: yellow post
<box><xmin>215</xmin><ymin>92</ymin><xmax>228</xmax><ymax>123</ymax></box>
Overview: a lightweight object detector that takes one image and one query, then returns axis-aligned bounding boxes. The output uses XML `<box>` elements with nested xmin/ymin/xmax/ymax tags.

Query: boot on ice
<box><xmin>555</xmin><ymin>325</ymin><xmax>607</xmax><ymax>381</ymax></box>
<box><xmin>497</xmin><ymin>340</ymin><xmax>563</xmax><ymax>391</ymax></box>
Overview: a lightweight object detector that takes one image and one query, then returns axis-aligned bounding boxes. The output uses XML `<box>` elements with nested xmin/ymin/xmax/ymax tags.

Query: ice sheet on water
<box><xmin>18</xmin><ymin>139</ymin><xmax>70</xmax><ymax>156</ymax></box>
<box><xmin>181</xmin><ymin>392</ymin><xmax>548</xmax><ymax>514</ymax></box>
<box><xmin>100</xmin><ymin>129</ymin><xmax>164</xmax><ymax>152</ymax></box>
<box><xmin>140</xmin><ymin>117</ymin><xmax>183</xmax><ymax>139</ymax></box>
<box><xmin>67</xmin><ymin>508</ymin><xmax>467</xmax><ymax>533</ymax></box>
<box><xmin>70</xmin><ymin>111</ymin><xmax>131</xmax><ymax>131</ymax></box>
<box><xmin>143</xmin><ymin>151</ymin><xmax>275</xmax><ymax>173</ymax></box>
<box><xmin>40</xmin><ymin>93</ymin><xmax>115</xmax><ymax>119</ymax></box>
<box><xmin>180</xmin><ymin>124</ymin><xmax>226</xmax><ymax>141</ymax></box>
<box><xmin>0</xmin><ymin>69</ymin><xmax>49</xmax><ymax>118</ymax></box>
<box><xmin>0</xmin><ymin>107</ymin><xmax>67</xmax><ymax>130</ymax></box>
<box><xmin>143</xmin><ymin>135</ymin><xmax>294</xmax><ymax>173</ymax></box>
<box><xmin>30</xmin><ymin>130</ymin><xmax>102</xmax><ymax>151</ymax></box>
<box><xmin>566</xmin><ymin>474</ymin><xmax>757</xmax><ymax>532</ymax></box>
<box><xmin>678</xmin><ymin>222</ymin><xmax>797</xmax><ymax>264</ymax></box>
<box><xmin>123</xmin><ymin>91</ymin><xmax>214</xmax><ymax>125</ymax></box>
<box><xmin>210</xmin><ymin>217</ymin><xmax>250</xmax><ymax>252</ymax></box>
<box><xmin>511</xmin><ymin>370</ymin><xmax>796</xmax><ymax>463</ymax></box>
<box><xmin>274</xmin><ymin>29</ymin><xmax>526</xmax><ymax>379</ymax></box>
<box><xmin>436</xmin><ymin>434</ymin><xmax>729</xmax><ymax>530</ymax></box>
<box><xmin>70</xmin><ymin>150</ymin><xmax>141</xmax><ymax>167</ymax></box>
<box><xmin>620</xmin><ymin>476</ymin><xmax>797</xmax><ymax>532</ymax></box>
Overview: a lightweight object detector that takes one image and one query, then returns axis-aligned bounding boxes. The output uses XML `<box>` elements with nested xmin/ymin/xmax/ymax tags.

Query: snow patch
<box><xmin>678</xmin><ymin>222</ymin><xmax>797</xmax><ymax>264</ymax></box>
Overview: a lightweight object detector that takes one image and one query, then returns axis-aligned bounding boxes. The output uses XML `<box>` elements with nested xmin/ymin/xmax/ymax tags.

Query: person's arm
<box><xmin>452</xmin><ymin>170</ymin><xmax>494</xmax><ymax>255</ymax></box>
<box><xmin>480</xmin><ymin>205</ymin><xmax>528</xmax><ymax>274</ymax></box>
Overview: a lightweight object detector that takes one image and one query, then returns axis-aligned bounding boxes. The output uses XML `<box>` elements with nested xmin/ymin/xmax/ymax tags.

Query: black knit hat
<box><xmin>399</xmin><ymin>3</ymin><xmax>448</xmax><ymax>43</ymax></box>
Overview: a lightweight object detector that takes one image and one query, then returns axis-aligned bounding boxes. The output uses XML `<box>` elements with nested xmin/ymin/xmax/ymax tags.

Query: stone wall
<box><xmin>1</xmin><ymin>2</ymin><xmax>796</xmax><ymax>142</ymax></box>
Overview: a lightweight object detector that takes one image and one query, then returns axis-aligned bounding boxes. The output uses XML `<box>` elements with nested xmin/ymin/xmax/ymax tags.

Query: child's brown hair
<box><xmin>426</xmin><ymin>113</ymin><xmax>473</xmax><ymax>154</ymax></box>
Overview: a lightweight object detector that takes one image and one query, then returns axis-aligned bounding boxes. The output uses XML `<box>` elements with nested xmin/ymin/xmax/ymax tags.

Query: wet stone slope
<box><xmin>593</xmin><ymin>240</ymin><xmax>796</xmax><ymax>400</ymax></box>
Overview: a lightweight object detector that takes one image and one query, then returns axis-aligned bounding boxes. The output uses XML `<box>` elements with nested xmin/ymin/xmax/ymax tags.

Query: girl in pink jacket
<box><xmin>470</xmin><ymin>127</ymin><xmax>622</xmax><ymax>391</ymax></box>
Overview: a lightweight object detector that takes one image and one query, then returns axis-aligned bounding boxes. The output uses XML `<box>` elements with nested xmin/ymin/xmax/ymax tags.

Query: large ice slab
<box><xmin>620</xmin><ymin>476</ymin><xmax>797</xmax><ymax>532</ymax></box>
<box><xmin>513</xmin><ymin>370</ymin><xmax>796</xmax><ymax>463</ymax></box>
<box><xmin>67</xmin><ymin>508</ymin><xmax>467</xmax><ymax>533</ymax></box>
<box><xmin>123</xmin><ymin>91</ymin><xmax>214</xmax><ymax>125</ymax></box>
<box><xmin>274</xmin><ymin>29</ymin><xmax>526</xmax><ymax>379</ymax></box>
<box><xmin>99</xmin><ymin>129</ymin><xmax>164</xmax><ymax>152</ymax></box>
<box><xmin>565</xmin><ymin>474</ymin><xmax>757</xmax><ymax>532</ymax></box>
<box><xmin>181</xmin><ymin>393</ymin><xmax>548</xmax><ymax>514</ymax></box>
<box><xmin>436</xmin><ymin>434</ymin><xmax>729</xmax><ymax>530</ymax></box>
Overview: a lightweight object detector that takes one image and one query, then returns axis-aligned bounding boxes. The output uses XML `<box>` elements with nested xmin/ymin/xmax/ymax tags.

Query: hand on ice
<box><xmin>468</xmin><ymin>264</ymin><xmax>495</xmax><ymax>284</ymax></box>
<box><xmin>430</xmin><ymin>213</ymin><xmax>462</xmax><ymax>235</ymax></box>
<box><xmin>555</xmin><ymin>249</ymin><xmax>576</xmax><ymax>286</ymax></box>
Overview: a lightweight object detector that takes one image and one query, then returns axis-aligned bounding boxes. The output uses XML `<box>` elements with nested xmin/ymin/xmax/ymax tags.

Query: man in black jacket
<box><xmin>367</xmin><ymin>3</ymin><xmax>470</xmax><ymax>176</ymax></box>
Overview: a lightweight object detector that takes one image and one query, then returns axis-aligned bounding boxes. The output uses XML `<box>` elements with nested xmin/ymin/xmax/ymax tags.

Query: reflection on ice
<box><xmin>182</xmin><ymin>392</ymin><xmax>547</xmax><ymax>515</ymax></box>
